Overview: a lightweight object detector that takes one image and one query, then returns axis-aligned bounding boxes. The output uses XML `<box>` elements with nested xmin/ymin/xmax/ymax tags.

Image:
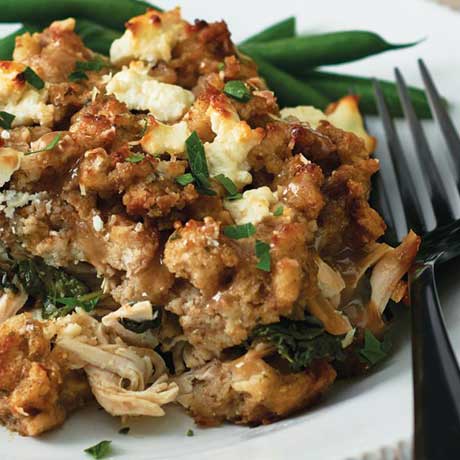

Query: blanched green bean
<box><xmin>302</xmin><ymin>71</ymin><xmax>432</xmax><ymax>118</ymax></box>
<box><xmin>240</xmin><ymin>17</ymin><xmax>296</xmax><ymax>45</ymax></box>
<box><xmin>74</xmin><ymin>19</ymin><xmax>120</xmax><ymax>55</ymax></box>
<box><xmin>239</xmin><ymin>31</ymin><xmax>418</xmax><ymax>71</ymax></box>
<box><xmin>0</xmin><ymin>0</ymin><xmax>158</xmax><ymax>31</ymax></box>
<box><xmin>250</xmin><ymin>56</ymin><xmax>329</xmax><ymax>108</ymax></box>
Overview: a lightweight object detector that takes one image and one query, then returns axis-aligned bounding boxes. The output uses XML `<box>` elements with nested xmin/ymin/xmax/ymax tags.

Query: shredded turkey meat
<box><xmin>0</xmin><ymin>6</ymin><xmax>419</xmax><ymax>437</ymax></box>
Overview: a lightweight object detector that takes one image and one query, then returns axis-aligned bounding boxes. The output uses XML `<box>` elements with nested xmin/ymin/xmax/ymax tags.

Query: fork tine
<box><xmin>418</xmin><ymin>59</ymin><xmax>460</xmax><ymax>182</ymax></box>
<box><xmin>373</xmin><ymin>78</ymin><xmax>436</xmax><ymax>234</ymax></box>
<box><xmin>395</xmin><ymin>68</ymin><xmax>460</xmax><ymax>222</ymax></box>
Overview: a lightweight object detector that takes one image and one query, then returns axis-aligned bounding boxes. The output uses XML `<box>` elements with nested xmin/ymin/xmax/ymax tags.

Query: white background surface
<box><xmin>2</xmin><ymin>1</ymin><xmax>460</xmax><ymax>459</ymax></box>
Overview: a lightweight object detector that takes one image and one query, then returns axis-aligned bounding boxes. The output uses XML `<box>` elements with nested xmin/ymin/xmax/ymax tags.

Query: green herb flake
<box><xmin>217</xmin><ymin>62</ymin><xmax>225</xmax><ymax>71</ymax></box>
<box><xmin>223</xmin><ymin>223</ymin><xmax>256</xmax><ymax>240</ymax></box>
<box><xmin>54</xmin><ymin>290</ymin><xmax>102</xmax><ymax>314</ymax></box>
<box><xmin>84</xmin><ymin>440</ymin><xmax>112</xmax><ymax>459</ymax></box>
<box><xmin>176</xmin><ymin>173</ymin><xmax>195</xmax><ymax>186</ymax></box>
<box><xmin>359</xmin><ymin>330</ymin><xmax>391</xmax><ymax>366</ymax></box>
<box><xmin>22</xmin><ymin>66</ymin><xmax>44</xmax><ymax>90</ymax></box>
<box><xmin>225</xmin><ymin>192</ymin><xmax>243</xmax><ymax>201</ymax></box>
<box><xmin>125</xmin><ymin>153</ymin><xmax>145</xmax><ymax>164</ymax></box>
<box><xmin>26</xmin><ymin>133</ymin><xmax>62</xmax><ymax>155</ymax></box>
<box><xmin>118</xmin><ymin>427</ymin><xmax>130</xmax><ymax>435</ymax></box>
<box><xmin>223</xmin><ymin>80</ymin><xmax>251</xmax><ymax>102</ymax></box>
<box><xmin>0</xmin><ymin>111</ymin><xmax>15</xmax><ymax>129</ymax></box>
<box><xmin>214</xmin><ymin>174</ymin><xmax>240</xmax><ymax>199</ymax></box>
<box><xmin>255</xmin><ymin>239</ymin><xmax>271</xmax><ymax>272</ymax></box>
<box><xmin>273</xmin><ymin>205</ymin><xmax>284</xmax><ymax>217</ymax></box>
<box><xmin>185</xmin><ymin>131</ymin><xmax>215</xmax><ymax>195</ymax></box>
<box><xmin>69</xmin><ymin>70</ymin><xmax>89</xmax><ymax>82</ymax></box>
<box><xmin>186</xmin><ymin>429</ymin><xmax>194</xmax><ymax>437</ymax></box>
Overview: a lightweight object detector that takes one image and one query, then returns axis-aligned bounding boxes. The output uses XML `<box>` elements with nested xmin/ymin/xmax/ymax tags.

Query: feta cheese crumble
<box><xmin>0</xmin><ymin>61</ymin><xmax>54</xmax><ymax>127</ymax></box>
<box><xmin>224</xmin><ymin>186</ymin><xmax>277</xmax><ymax>225</ymax></box>
<box><xmin>110</xmin><ymin>8</ymin><xmax>186</xmax><ymax>66</ymax></box>
<box><xmin>105</xmin><ymin>61</ymin><xmax>194</xmax><ymax>123</ymax></box>
<box><xmin>204</xmin><ymin>97</ymin><xmax>264</xmax><ymax>188</ymax></box>
<box><xmin>141</xmin><ymin>119</ymin><xmax>190</xmax><ymax>156</ymax></box>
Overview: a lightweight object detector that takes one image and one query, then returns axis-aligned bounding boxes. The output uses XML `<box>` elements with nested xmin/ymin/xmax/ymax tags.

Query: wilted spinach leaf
<box><xmin>251</xmin><ymin>317</ymin><xmax>345</xmax><ymax>372</ymax></box>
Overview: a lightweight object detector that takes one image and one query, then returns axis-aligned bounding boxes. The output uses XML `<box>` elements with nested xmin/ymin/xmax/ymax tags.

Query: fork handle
<box><xmin>411</xmin><ymin>259</ymin><xmax>460</xmax><ymax>459</ymax></box>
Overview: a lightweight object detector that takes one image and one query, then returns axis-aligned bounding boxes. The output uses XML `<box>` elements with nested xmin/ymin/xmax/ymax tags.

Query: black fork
<box><xmin>373</xmin><ymin>59</ymin><xmax>460</xmax><ymax>460</ymax></box>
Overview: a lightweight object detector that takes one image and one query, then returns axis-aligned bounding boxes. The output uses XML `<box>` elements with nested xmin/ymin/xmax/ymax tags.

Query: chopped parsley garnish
<box><xmin>0</xmin><ymin>111</ymin><xmax>15</xmax><ymax>129</ymax></box>
<box><xmin>359</xmin><ymin>330</ymin><xmax>391</xmax><ymax>366</ymax></box>
<box><xmin>125</xmin><ymin>153</ymin><xmax>145</xmax><ymax>163</ymax></box>
<box><xmin>226</xmin><ymin>193</ymin><xmax>243</xmax><ymax>201</ymax></box>
<box><xmin>176</xmin><ymin>173</ymin><xmax>195</xmax><ymax>186</ymax></box>
<box><xmin>22</xmin><ymin>66</ymin><xmax>44</xmax><ymax>90</ymax></box>
<box><xmin>26</xmin><ymin>133</ymin><xmax>62</xmax><ymax>155</ymax></box>
<box><xmin>118</xmin><ymin>427</ymin><xmax>130</xmax><ymax>435</ymax></box>
<box><xmin>217</xmin><ymin>62</ymin><xmax>225</xmax><ymax>71</ymax></box>
<box><xmin>186</xmin><ymin>429</ymin><xmax>194</xmax><ymax>437</ymax></box>
<box><xmin>214</xmin><ymin>174</ymin><xmax>241</xmax><ymax>200</ymax></box>
<box><xmin>223</xmin><ymin>223</ymin><xmax>256</xmax><ymax>239</ymax></box>
<box><xmin>273</xmin><ymin>205</ymin><xmax>284</xmax><ymax>216</ymax></box>
<box><xmin>251</xmin><ymin>317</ymin><xmax>345</xmax><ymax>372</ymax></box>
<box><xmin>43</xmin><ymin>291</ymin><xmax>102</xmax><ymax>319</ymax></box>
<box><xmin>84</xmin><ymin>440</ymin><xmax>112</xmax><ymax>459</ymax></box>
<box><xmin>69</xmin><ymin>70</ymin><xmax>89</xmax><ymax>82</ymax></box>
<box><xmin>185</xmin><ymin>131</ymin><xmax>216</xmax><ymax>195</ymax></box>
<box><xmin>255</xmin><ymin>240</ymin><xmax>271</xmax><ymax>272</ymax></box>
<box><xmin>223</xmin><ymin>80</ymin><xmax>251</xmax><ymax>102</ymax></box>
<box><xmin>68</xmin><ymin>58</ymin><xmax>107</xmax><ymax>83</ymax></box>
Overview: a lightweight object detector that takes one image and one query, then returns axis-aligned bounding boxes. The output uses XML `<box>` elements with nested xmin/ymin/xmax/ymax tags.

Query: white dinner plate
<box><xmin>2</xmin><ymin>0</ymin><xmax>460</xmax><ymax>459</ymax></box>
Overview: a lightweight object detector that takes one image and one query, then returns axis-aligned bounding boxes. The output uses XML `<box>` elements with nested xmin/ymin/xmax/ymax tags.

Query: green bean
<box><xmin>302</xmin><ymin>70</ymin><xmax>432</xmax><ymax>118</ymax></box>
<box><xmin>240</xmin><ymin>17</ymin><xmax>296</xmax><ymax>45</ymax></box>
<box><xmin>74</xmin><ymin>19</ymin><xmax>120</xmax><ymax>55</ymax></box>
<box><xmin>239</xmin><ymin>31</ymin><xmax>419</xmax><ymax>71</ymax></box>
<box><xmin>0</xmin><ymin>24</ymin><xmax>40</xmax><ymax>60</ymax></box>
<box><xmin>249</xmin><ymin>55</ymin><xmax>329</xmax><ymax>108</ymax></box>
<box><xmin>0</xmin><ymin>0</ymin><xmax>159</xmax><ymax>32</ymax></box>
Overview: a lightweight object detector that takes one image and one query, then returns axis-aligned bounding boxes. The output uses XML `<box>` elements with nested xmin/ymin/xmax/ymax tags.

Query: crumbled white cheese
<box><xmin>204</xmin><ymin>99</ymin><xmax>264</xmax><ymax>188</ymax></box>
<box><xmin>0</xmin><ymin>62</ymin><xmax>54</xmax><ymax>127</ymax></box>
<box><xmin>0</xmin><ymin>190</ymin><xmax>45</xmax><ymax>218</ymax></box>
<box><xmin>92</xmin><ymin>215</ymin><xmax>104</xmax><ymax>232</ymax></box>
<box><xmin>110</xmin><ymin>8</ymin><xmax>186</xmax><ymax>65</ymax></box>
<box><xmin>1</xmin><ymin>130</ymin><xmax>10</xmax><ymax>140</ymax></box>
<box><xmin>0</xmin><ymin>147</ymin><xmax>22</xmax><ymax>187</ymax></box>
<box><xmin>280</xmin><ymin>95</ymin><xmax>374</xmax><ymax>152</ymax></box>
<box><xmin>141</xmin><ymin>119</ymin><xmax>190</xmax><ymax>156</ymax></box>
<box><xmin>224</xmin><ymin>186</ymin><xmax>277</xmax><ymax>225</ymax></box>
<box><xmin>105</xmin><ymin>61</ymin><xmax>194</xmax><ymax>123</ymax></box>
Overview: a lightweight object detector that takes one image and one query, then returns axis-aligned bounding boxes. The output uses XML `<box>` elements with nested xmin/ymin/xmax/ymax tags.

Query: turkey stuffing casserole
<box><xmin>0</xmin><ymin>7</ymin><xmax>420</xmax><ymax>436</ymax></box>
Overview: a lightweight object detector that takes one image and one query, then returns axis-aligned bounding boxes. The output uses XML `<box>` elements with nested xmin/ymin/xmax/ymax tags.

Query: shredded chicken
<box><xmin>0</xmin><ymin>289</ymin><xmax>27</xmax><ymax>324</ymax></box>
<box><xmin>101</xmin><ymin>300</ymin><xmax>159</xmax><ymax>347</ymax></box>
<box><xmin>51</xmin><ymin>311</ymin><xmax>178</xmax><ymax>417</ymax></box>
